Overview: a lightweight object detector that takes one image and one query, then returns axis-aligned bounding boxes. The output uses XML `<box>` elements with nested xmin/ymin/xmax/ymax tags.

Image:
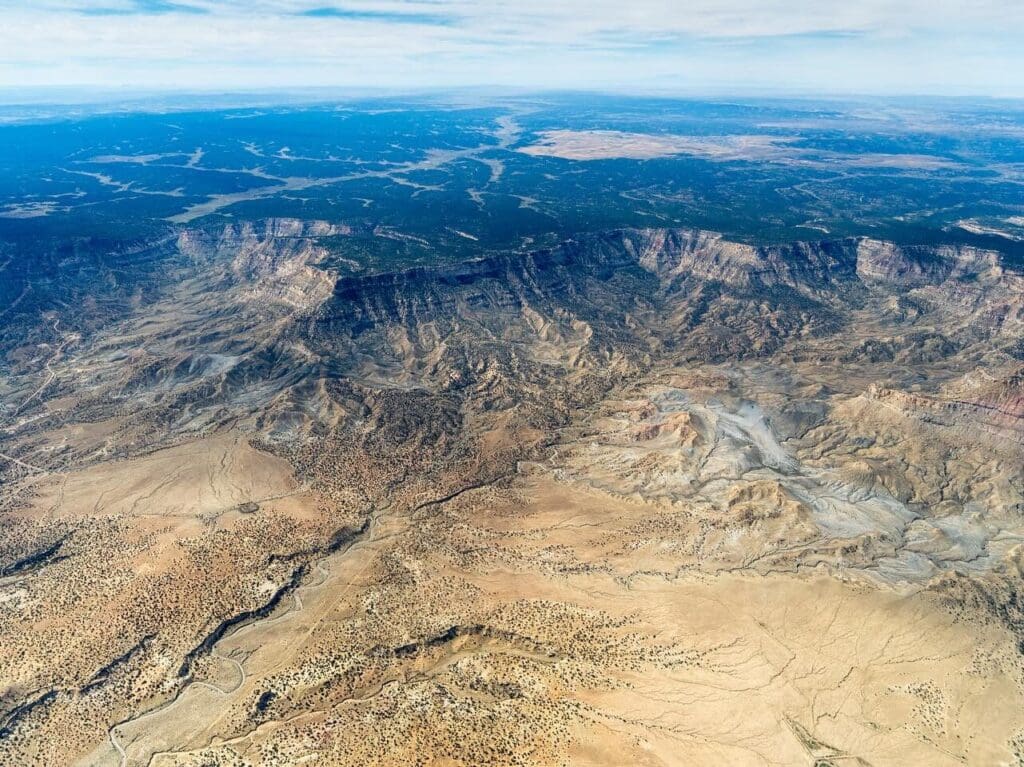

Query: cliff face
<box><xmin>318</xmin><ymin>225</ymin><xmax>1022</xmax><ymax>330</ymax></box>
<box><xmin>9</xmin><ymin>220</ymin><xmax>1021</xmax><ymax>450</ymax></box>
<box><xmin>324</xmin><ymin>227</ymin><xmax>864</xmax><ymax>317</ymax></box>
<box><xmin>629</xmin><ymin>228</ymin><xmax>861</xmax><ymax>291</ymax></box>
<box><xmin>307</xmin><ymin>226</ymin><xmax>1022</xmax><ymax>379</ymax></box>
<box><xmin>7</xmin><ymin>221</ymin><xmax>1020</xmax><ymax>379</ymax></box>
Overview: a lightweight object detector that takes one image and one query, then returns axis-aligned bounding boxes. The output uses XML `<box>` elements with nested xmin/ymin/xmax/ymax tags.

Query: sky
<box><xmin>1</xmin><ymin>1</ymin><xmax>1023</xmax><ymax>97</ymax></box>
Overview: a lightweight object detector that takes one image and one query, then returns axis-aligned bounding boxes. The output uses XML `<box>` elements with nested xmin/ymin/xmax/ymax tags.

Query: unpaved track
<box><xmin>16</xmin><ymin>318</ymin><xmax>78</xmax><ymax>414</ymax></box>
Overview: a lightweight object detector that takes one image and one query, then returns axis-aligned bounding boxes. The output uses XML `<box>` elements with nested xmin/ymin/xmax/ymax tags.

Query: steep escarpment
<box><xmin>313</xmin><ymin>226</ymin><xmax>1023</xmax><ymax>380</ymax></box>
<box><xmin>5</xmin><ymin>221</ymin><xmax>1022</xmax><ymax>473</ymax></box>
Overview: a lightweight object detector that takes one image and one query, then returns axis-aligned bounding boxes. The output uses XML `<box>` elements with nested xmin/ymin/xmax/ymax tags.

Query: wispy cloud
<box><xmin>81</xmin><ymin>0</ymin><xmax>208</xmax><ymax>15</ymax></box>
<box><xmin>0</xmin><ymin>1</ymin><xmax>1022</xmax><ymax>95</ymax></box>
<box><xmin>296</xmin><ymin>6</ymin><xmax>452</xmax><ymax>25</ymax></box>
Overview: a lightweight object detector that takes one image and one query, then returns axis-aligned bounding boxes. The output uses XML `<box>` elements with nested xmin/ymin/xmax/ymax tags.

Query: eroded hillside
<box><xmin>1</xmin><ymin>221</ymin><xmax>1023</xmax><ymax>766</ymax></box>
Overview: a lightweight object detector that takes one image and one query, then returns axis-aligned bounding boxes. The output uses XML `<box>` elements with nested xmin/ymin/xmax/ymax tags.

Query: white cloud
<box><xmin>0</xmin><ymin>1</ymin><xmax>1022</xmax><ymax>94</ymax></box>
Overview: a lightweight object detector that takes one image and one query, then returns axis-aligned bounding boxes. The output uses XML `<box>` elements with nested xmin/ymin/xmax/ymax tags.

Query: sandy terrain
<box><xmin>70</xmin><ymin>465</ymin><xmax>1024</xmax><ymax>766</ymax></box>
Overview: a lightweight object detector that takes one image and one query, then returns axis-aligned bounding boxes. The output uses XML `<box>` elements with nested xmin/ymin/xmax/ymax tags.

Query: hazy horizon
<box><xmin>2</xmin><ymin>85</ymin><xmax>1023</xmax><ymax>117</ymax></box>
